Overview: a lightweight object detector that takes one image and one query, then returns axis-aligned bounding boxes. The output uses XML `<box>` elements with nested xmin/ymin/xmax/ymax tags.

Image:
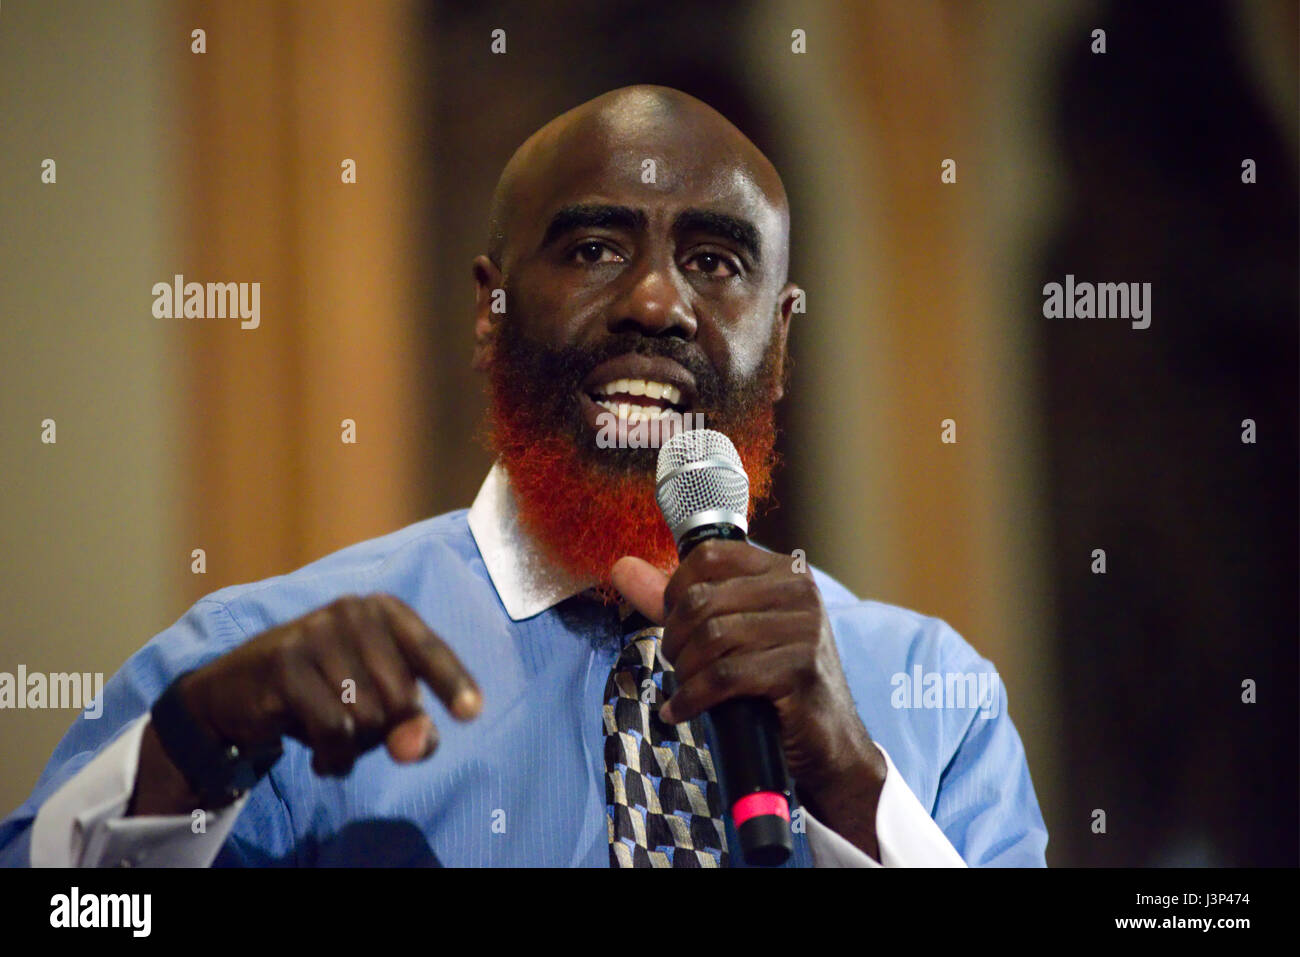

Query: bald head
<box><xmin>487</xmin><ymin>85</ymin><xmax>789</xmax><ymax>281</ymax></box>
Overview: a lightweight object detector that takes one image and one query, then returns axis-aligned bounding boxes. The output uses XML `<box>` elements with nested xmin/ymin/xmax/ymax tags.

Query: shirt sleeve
<box><xmin>804</xmin><ymin>742</ymin><xmax>966</xmax><ymax>868</ymax></box>
<box><xmin>30</xmin><ymin>713</ymin><xmax>249</xmax><ymax>868</ymax></box>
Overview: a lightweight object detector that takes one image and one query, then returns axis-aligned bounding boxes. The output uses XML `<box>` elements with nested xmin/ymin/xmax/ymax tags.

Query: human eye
<box><xmin>568</xmin><ymin>240</ymin><xmax>625</xmax><ymax>265</ymax></box>
<box><xmin>682</xmin><ymin>250</ymin><xmax>740</xmax><ymax>278</ymax></box>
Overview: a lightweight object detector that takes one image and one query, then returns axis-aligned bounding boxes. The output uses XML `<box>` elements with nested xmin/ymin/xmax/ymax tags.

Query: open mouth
<box><xmin>586</xmin><ymin>378</ymin><xmax>688</xmax><ymax>423</ymax></box>
<box><xmin>577</xmin><ymin>355</ymin><xmax>699</xmax><ymax>435</ymax></box>
<box><xmin>577</xmin><ymin>356</ymin><xmax>702</xmax><ymax>444</ymax></box>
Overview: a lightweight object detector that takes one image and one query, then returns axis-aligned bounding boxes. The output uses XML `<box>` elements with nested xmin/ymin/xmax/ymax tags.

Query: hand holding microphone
<box><xmin>611</xmin><ymin>429</ymin><xmax>888</xmax><ymax>866</ymax></box>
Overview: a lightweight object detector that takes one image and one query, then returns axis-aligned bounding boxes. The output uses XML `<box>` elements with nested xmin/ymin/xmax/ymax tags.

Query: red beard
<box><xmin>483</xmin><ymin>347</ymin><xmax>780</xmax><ymax>601</ymax></box>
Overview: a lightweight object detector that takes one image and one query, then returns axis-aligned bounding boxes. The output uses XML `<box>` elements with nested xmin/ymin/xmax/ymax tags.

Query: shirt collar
<box><xmin>467</xmin><ymin>461</ymin><xmax>598</xmax><ymax>621</ymax></box>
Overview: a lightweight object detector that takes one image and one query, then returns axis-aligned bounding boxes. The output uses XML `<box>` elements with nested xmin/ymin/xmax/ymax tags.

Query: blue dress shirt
<box><xmin>0</xmin><ymin>468</ymin><xmax>1047</xmax><ymax>867</ymax></box>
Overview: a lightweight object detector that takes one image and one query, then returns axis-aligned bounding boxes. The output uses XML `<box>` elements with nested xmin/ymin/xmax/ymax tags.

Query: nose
<box><xmin>607</xmin><ymin>259</ymin><xmax>698</xmax><ymax>339</ymax></box>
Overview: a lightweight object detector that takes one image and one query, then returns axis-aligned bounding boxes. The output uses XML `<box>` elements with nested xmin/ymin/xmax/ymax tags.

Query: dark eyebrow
<box><xmin>541</xmin><ymin>204</ymin><xmax>646</xmax><ymax>248</ymax></box>
<box><xmin>672</xmin><ymin>209</ymin><xmax>761</xmax><ymax>264</ymax></box>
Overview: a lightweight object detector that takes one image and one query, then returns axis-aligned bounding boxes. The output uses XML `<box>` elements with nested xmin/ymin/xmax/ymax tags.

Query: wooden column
<box><xmin>173</xmin><ymin>0</ymin><xmax>426</xmax><ymax>596</ymax></box>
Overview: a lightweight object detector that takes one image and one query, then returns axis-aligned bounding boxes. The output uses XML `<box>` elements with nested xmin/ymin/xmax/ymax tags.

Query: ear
<box><xmin>770</xmin><ymin>282</ymin><xmax>801</xmax><ymax>402</ymax></box>
<box><xmin>472</xmin><ymin>255</ymin><xmax>504</xmax><ymax>372</ymax></box>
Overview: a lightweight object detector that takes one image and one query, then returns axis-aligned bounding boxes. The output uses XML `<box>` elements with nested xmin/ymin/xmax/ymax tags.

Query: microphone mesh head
<box><xmin>655</xmin><ymin>429</ymin><xmax>750</xmax><ymax>541</ymax></box>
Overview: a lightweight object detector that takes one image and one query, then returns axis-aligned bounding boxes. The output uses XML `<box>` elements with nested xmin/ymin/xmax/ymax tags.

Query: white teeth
<box><xmin>594</xmin><ymin>400</ymin><xmax>671</xmax><ymax>422</ymax></box>
<box><xmin>591</xmin><ymin>379</ymin><xmax>683</xmax><ymax>405</ymax></box>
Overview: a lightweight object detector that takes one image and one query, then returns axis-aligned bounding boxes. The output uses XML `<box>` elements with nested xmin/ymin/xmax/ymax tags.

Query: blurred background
<box><xmin>1</xmin><ymin>0</ymin><xmax>1295</xmax><ymax>866</ymax></box>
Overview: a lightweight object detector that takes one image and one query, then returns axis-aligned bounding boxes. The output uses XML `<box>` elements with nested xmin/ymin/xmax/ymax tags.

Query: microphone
<box><xmin>655</xmin><ymin>428</ymin><xmax>794</xmax><ymax>867</ymax></box>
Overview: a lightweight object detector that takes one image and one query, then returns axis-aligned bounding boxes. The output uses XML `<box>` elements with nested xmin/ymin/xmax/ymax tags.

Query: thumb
<box><xmin>386</xmin><ymin>712</ymin><xmax>436</xmax><ymax>762</ymax></box>
<box><xmin>610</xmin><ymin>556</ymin><xmax>670</xmax><ymax>624</ymax></box>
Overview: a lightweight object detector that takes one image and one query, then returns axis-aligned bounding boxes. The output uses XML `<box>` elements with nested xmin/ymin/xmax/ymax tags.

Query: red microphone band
<box><xmin>731</xmin><ymin>791</ymin><xmax>790</xmax><ymax>827</ymax></box>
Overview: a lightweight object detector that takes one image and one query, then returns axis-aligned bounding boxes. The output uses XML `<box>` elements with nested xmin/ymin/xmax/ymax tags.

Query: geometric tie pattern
<box><xmin>604</xmin><ymin>623</ymin><xmax>730</xmax><ymax>867</ymax></box>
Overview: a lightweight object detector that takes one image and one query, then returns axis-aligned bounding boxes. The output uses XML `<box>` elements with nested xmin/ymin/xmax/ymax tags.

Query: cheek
<box><xmin>509</xmin><ymin>268</ymin><xmax>605</xmax><ymax>346</ymax></box>
<box><xmin>714</xmin><ymin>311</ymin><xmax>778</xmax><ymax>381</ymax></box>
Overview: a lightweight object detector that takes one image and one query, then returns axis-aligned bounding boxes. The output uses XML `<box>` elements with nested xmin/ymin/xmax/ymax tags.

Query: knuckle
<box><xmin>372</xmin><ymin>592</ymin><xmax>404</xmax><ymax>612</ymax></box>
<box><xmin>415</xmin><ymin>627</ymin><xmax>441</xmax><ymax>654</ymax></box>
<box><xmin>362</xmin><ymin>593</ymin><xmax>388</xmax><ymax>620</ymax></box>
<box><xmin>694</xmin><ymin>539</ymin><xmax>726</xmax><ymax>572</ymax></box>
<box><xmin>704</xmin><ymin>615</ymin><xmax>726</xmax><ymax>644</ymax></box>
<box><xmin>321</xmin><ymin>709</ymin><xmax>357</xmax><ymax>745</ymax></box>
<box><xmin>332</xmin><ymin>594</ymin><xmax>367</xmax><ymax>625</ymax></box>
<box><xmin>328</xmin><ymin>593</ymin><xmax>356</xmax><ymax>613</ymax></box>
<box><xmin>796</xmin><ymin>650</ymin><xmax>819</xmax><ymax>683</ymax></box>
<box><xmin>684</xmin><ymin>582</ymin><xmax>711</xmax><ymax>617</ymax></box>
<box><xmin>788</xmin><ymin>574</ymin><xmax>819</xmax><ymax>603</ymax></box>
<box><xmin>803</xmin><ymin>608</ymin><xmax>826</xmax><ymax>636</ymax></box>
<box><xmin>268</xmin><ymin>641</ymin><xmax>299</xmax><ymax>683</ymax></box>
<box><xmin>351</xmin><ymin>696</ymin><xmax>385</xmax><ymax>729</ymax></box>
<box><xmin>299</xmin><ymin>608</ymin><xmax>334</xmax><ymax>645</ymax></box>
<box><xmin>370</xmin><ymin>671</ymin><xmax>416</xmax><ymax>716</ymax></box>
<box><xmin>711</xmin><ymin>657</ymin><xmax>737</xmax><ymax>689</ymax></box>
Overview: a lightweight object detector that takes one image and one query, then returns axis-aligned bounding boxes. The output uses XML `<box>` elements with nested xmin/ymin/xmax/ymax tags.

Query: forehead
<box><xmin>513</xmin><ymin>112</ymin><xmax>786</xmax><ymax>245</ymax></box>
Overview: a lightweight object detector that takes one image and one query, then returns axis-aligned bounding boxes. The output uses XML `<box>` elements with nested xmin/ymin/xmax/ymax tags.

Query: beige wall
<box><xmin>0</xmin><ymin>0</ymin><xmax>427</xmax><ymax>817</ymax></box>
<box><xmin>0</xmin><ymin>0</ymin><xmax>180</xmax><ymax>814</ymax></box>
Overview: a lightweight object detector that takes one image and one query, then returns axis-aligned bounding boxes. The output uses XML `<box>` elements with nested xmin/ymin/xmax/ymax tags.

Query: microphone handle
<box><xmin>677</xmin><ymin>523</ymin><xmax>795</xmax><ymax>867</ymax></box>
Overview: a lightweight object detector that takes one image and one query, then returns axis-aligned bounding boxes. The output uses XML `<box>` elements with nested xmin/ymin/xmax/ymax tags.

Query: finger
<box><xmin>278</xmin><ymin>659</ymin><xmax>362</xmax><ymax>776</ymax></box>
<box><xmin>610</xmin><ymin>556</ymin><xmax>669</xmax><ymax>624</ymax></box>
<box><xmin>660</xmin><ymin>644</ymin><xmax>809</xmax><ymax>725</ymax></box>
<box><xmin>348</xmin><ymin>595</ymin><xmax>423</xmax><ymax>721</ymax></box>
<box><xmin>309</xmin><ymin>604</ymin><xmax>390</xmax><ymax>748</ymax></box>
<box><xmin>668</xmin><ymin>609</ymin><xmax>816</xmax><ymax>685</ymax></box>
<box><xmin>374</xmin><ymin>594</ymin><xmax>482</xmax><ymax>720</ymax></box>
<box><xmin>661</xmin><ymin>571</ymin><xmax>811</xmax><ymax>661</ymax></box>
<box><xmin>663</xmin><ymin>540</ymin><xmax>774</xmax><ymax>615</ymax></box>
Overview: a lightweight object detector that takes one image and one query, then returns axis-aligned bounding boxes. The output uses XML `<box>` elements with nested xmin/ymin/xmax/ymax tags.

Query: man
<box><xmin>0</xmin><ymin>85</ymin><xmax>1046</xmax><ymax>867</ymax></box>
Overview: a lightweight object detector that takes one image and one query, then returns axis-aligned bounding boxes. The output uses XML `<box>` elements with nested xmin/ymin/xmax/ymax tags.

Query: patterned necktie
<box><xmin>604</xmin><ymin>614</ymin><xmax>730</xmax><ymax>867</ymax></box>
